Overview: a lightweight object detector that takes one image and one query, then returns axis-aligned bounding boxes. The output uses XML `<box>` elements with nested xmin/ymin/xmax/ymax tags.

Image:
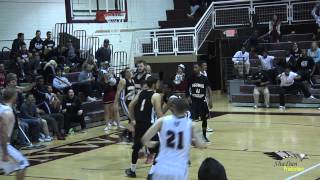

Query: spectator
<box><xmin>29</xmin><ymin>52</ymin><xmax>41</xmax><ymax>76</ymax></box>
<box><xmin>78</xmin><ymin>63</ymin><xmax>97</xmax><ymax>102</ymax></box>
<box><xmin>20</xmin><ymin>93</ymin><xmax>52</xmax><ymax>142</ymax></box>
<box><xmin>46</xmin><ymin>85</ymin><xmax>62</xmax><ymax>113</ymax></box>
<box><xmin>65</xmin><ymin>39</ymin><xmax>79</xmax><ymax>66</ymax></box>
<box><xmin>258</xmin><ymin>51</ymin><xmax>276</xmax><ymax>83</ymax></box>
<box><xmin>62</xmin><ymin>89</ymin><xmax>86</xmax><ymax>134</ymax></box>
<box><xmin>250</xmin><ymin>66</ymin><xmax>270</xmax><ymax>108</ymax></box>
<box><xmin>232</xmin><ymin>46</ymin><xmax>250</xmax><ymax>77</ymax></box>
<box><xmin>53</xmin><ymin>68</ymin><xmax>72</xmax><ymax>93</ymax></box>
<box><xmin>307</xmin><ymin>42</ymin><xmax>320</xmax><ymax>74</ymax></box>
<box><xmin>243</xmin><ymin>29</ymin><xmax>266</xmax><ymax>53</ymax></box>
<box><xmin>278</xmin><ymin>66</ymin><xmax>316</xmax><ymax>110</ymax></box>
<box><xmin>16</xmin><ymin>44</ymin><xmax>31</xmax><ymax>80</ymax></box>
<box><xmin>297</xmin><ymin>49</ymin><xmax>315</xmax><ymax>82</ymax></box>
<box><xmin>269</xmin><ymin>14</ymin><xmax>281</xmax><ymax>42</ymax></box>
<box><xmin>29</xmin><ymin>30</ymin><xmax>43</xmax><ymax>55</ymax></box>
<box><xmin>198</xmin><ymin>157</ymin><xmax>228</xmax><ymax>180</ymax></box>
<box><xmin>43</xmin><ymin>60</ymin><xmax>57</xmax><ymax>84</ymax></box>
<box><xmin>11</xmin><ymin>33</ymin><xmax>25</xmax><ymax>55</ymax></box>
<box><xmin>95</xmin><ymin>39</ymin><xmax>111</xmax><ymax>66</ymax></box>
<box><xmin>0</xmin><ymin>63</ymin><xmax>6</xmax><ymax>89</ymax></box>
<box><xmin>173</xmin><ymin>64</ymin><xmax>187</xmax><ymax>97</ymax></box>
<box><xmin>289</xmin><ymin>43</ymin><xmax>301</xmax><ymax>61</ymax></box>
<box><xmin>285</xmin><ymin>52</ymin><xmax>298</xmax><ymax>72</ymax></box>
<box><xmin>312</xmin><ymin>2</ymin><xmax>320</xmax><ymax>27</ymax></box>
<box><xmin>187</xmin><ymin>0</ymin><xmax>201</xmax><ymax>19</ymax></box>
<box><xmin>32</xmin><ymin>76</ymin><xmax>50</xmax><ymax>112</ymax></box>
<box><xmin>43</xmin><ymin>31</ymin><xmax>56</xmax><ymax>61</ymax></box>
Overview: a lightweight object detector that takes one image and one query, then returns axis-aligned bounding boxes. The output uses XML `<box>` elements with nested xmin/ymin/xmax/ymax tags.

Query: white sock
<box><xmin>131</xmin><ymin>164</ymin><xmax>136</xmax><ymax>172</ymax></box>
<box><xmin>149</xmin><ymin>165</ymin><xmax>155</xmax><ymax>175</ymax></box>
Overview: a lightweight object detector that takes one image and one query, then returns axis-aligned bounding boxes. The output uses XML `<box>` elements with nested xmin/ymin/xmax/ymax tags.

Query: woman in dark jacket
<box><xmin>62</xmin><ymin>88</ymin><xmax>86</xmax><ymax>133</ymax></box>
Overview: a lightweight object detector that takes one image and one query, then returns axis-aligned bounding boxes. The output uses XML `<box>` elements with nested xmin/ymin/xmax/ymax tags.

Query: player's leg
<box><xmin>200</xmin><ymin>101</ymin><xmax>210</xmax><ymax>142</ymax></box>
<box><xmin>103</xmin><ymin>103</ymin><xmax>112</xmax><ymax>131</ymax></box>
<box><xmin>120</xmin><ymin>100</ymin><xmax>133</xmax><ymax>141</ymax></box>
<box><xmin>16</xmin><ymin>169</ymin><xmax>26</xmax><ymax>180</ymax></box>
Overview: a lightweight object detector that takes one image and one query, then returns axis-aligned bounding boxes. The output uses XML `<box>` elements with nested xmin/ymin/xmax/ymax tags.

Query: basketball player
<box><xmin>125</xmin><ymin>77</ymin><xmax>163</xmax><ymax>178</ymax></box>
<box><xmin>0</xmin><ymin>87</ymin><xmax>29</xmax><ymax>180</ymax></box>
<box><xmin>187</xmin><ymin>63</ymin><xmax>213</xmax><ymax>142</ymax></box>
<box><xmin>141</xmin><ymin>97</ymin><xmax>205</xmax><ymax>180</ymax></box>
<box><xmin>114</xmin><ymin>67</ymin><xmax>135</xmax><ymax>141</ymax></box>
<box><xmin>200</xmin><ymin>62</ymin><xmax>213</xmax><ymax>132</ymax></box>
<box><xmin>133</xmin><ymin>60</ymin><xmax>151</xmax><ymax>93</ymax></box>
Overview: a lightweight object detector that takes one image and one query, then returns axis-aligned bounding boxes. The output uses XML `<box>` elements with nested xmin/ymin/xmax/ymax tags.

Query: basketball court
<box><xmin>1</xmin><ymin>93</ymin><xmax>319</xmax><ymax>180</ymax></box>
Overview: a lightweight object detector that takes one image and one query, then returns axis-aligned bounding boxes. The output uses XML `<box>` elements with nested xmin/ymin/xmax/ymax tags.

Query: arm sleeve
<box><xmin>232</xmin><ymin>51</ymin><xmax>239</xmax><ymax>63</ymax></box>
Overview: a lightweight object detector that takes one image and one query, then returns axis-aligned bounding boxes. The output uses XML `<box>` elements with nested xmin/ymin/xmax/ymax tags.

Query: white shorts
<box><xmin>152</xmin><ymin>173</ymin><xmax>188</xmax><ymax>180</ymax></box>
<box><xmin>0</xmin><ymin>144</ymin><xmax>29</xmax><ymax>175</ymax></box>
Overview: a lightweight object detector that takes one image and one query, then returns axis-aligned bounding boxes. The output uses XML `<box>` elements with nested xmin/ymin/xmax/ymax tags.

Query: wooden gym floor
<box><xmin>1</xmin><ymin>92</ymin><xmax>320</xmax><ymax>180</ymax></box>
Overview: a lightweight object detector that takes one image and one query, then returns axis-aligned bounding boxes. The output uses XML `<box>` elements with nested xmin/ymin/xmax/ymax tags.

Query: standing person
<box><xmin>125</xmin><ymin>77</ymin><xmax>163</xmax><ymax>178</ymax></box>
<box><xmin>187</xmin><ymin>63</ymin><xmax>213</xmax><ymax>142</ymax></box>
<box><xmin>278</xmin><ymin>66</ymin><xmax>316</xmax><ymax>110</ymax></box>
<box><xmin>29</xmin><ymin>30</ymin><xmax>43</xmax><ymax>55</ymax></box>
<box><xmin>269</xmin><ymin>14</ymin><xmax>281</xmax><ymax>43</ymax></box>
<box><xmin>113</xmin><ymin>68</ymin><xmax>135</xmax><ymax>141</ymax></box>
<box><xmin>62</xmin><ymin>89</ymin><xmax>86</xmax><ymax>134</ymax></box>
<box><xmin>312</xmin><ymin>2</ymin><xmax>320</xmax><ymax>27</ymax></box>
<box><xmin>101</xmin><ymin>66</ymin><xmax>119</xmax><ymax>131</ymax></box>
<box><xmin>43</xmin><ymin>31</ymin><xmax>55</xmax><ymax>61</ymax></box>
<box><xmin>0</xmin><ymin>64</ymin><xmax>6</xmax><ymax>89</ymax></box>
<box><xmin>232</xmin><ymin>46</ymin><xmax>250</xmax><ymax>77</ymax></box>
<box><xmin>173</xmin><ymin>64</ymin><xmax>187</xmax><ymax>98</ymax></box>
<box><xmin>141</xmin><ymin>97</ymin><xmax>205</xmax><ymax>180</ymax></box>
<box><xmin>200</xmin><ymin>62</ymin><xmax>213</xmax><ymax>132</ymax></box>
<box><xmin>297</xmin><ymin>49</ymin><xmax>315</xmax><ymax>82</ymax></box>
<box><xmin>133</xmin><ymin>60</ymin><xmax>151</xmax><ymax>93</ymax></box>
<box><xmin>95</xmin><ymin>39</ymin><xmax>111</xmax><ymax>66</ymax></box>
<box><xmin>251</xmin><ymin>67</ymin><xmax>270</xmax><ymax>108</ymax></box>
<box><xmin>0</xmin><ymin>87</ymin><xmax>29</xmax><ymax>180</ymax></box>
<box><xmin>258</xmin><ymin>51</ymin><xmax>276</xmax><ymax>83</ymax></box>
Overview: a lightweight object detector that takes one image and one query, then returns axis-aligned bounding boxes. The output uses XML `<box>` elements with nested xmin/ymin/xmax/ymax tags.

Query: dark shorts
<box><xmin>133</xmin><ymin>123</ymin><xmax>152</xmax><ymax>150</ymax></box>
<box><xmin>190</xmin><ymin>99</ymin><xmax>209</xmax><ymax>120</ymax></box>
<box><xmin>103</xmin><ymin>90</ymin><xmax>116</xmax><ymax>104</ymax></box>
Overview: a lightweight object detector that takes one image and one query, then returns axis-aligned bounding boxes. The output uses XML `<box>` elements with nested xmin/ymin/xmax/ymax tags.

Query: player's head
<box><xmin>121</xmin><ymin>67</ymin><xmax>132</xmax><ymax>79</ymax></box>
<box><xmin>2</xmin><ymin>87</ymin><xmax>17</xmax><ymax>104</ymax></box>
<box><xmin>141</xmin><ymin>76</ymin><xmax>157</xmax><ymax>90</ymax></box>
<box><xmin>201</xmin><ymin>62</ymin><xmax>207</xmax><ymax>71</ymax></box>
<box><xmin>198</xmin><ymin>157</ymin><xmax>227</xmax><ymax>180</ymax></box>
<box><xmin>136</xmin><ymin>60</ymin><xmax>146</xmax><ymax>73</ymax></box>
<box><xmin>168</xmin><ymin>96</ymin><xmax>189</xmax><ymax>115</ymax></box>
<box><xmin>193</xmin><ymin>63</ymin><xmax>201</xmax><ymax>74</ymax></box>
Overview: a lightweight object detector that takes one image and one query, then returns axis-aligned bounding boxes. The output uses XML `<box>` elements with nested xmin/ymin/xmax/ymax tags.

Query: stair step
<box><xmin>173</xmin><ymin>0</ymin><xmax>189</xmax><ymax>9</ymax></box>
<box><xmin>281</xmin><ymin>33</ymin><xmax>314</xmax><ymax>42</ymax></box>
<box><xmin>159</xmin><ymin>19</ymin><xmax>196</xmax><ymax>29</ymax></box>
<box><xmin>166</xmin><ymin>9</ymin><xmax>190</xmax><ymax>20</ymax></box>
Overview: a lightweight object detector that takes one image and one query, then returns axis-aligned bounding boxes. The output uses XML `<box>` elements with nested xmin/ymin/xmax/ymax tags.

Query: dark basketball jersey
<box><xmin>120</xmin><ymin>78</ymin><xmax>136</xmax><ymax>102</ymax></box>
<box><xmin>134</xmin><ymin>90</ymin><xmax>155</xmax><ymax>124</ymax></box>
<box><xmin>188</xmin><ymin>74</ymin><xmax>209</xmax><ymax>101</ymax></box>
<box><xmin>133</xmin><ymin>72</ymin><xmax>151</xmax><ymax>92</ymax></box>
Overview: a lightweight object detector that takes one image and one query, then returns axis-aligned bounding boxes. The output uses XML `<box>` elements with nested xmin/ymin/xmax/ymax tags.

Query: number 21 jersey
<box><xmin>155</xmin><ymin>115</ymin><xmax>192</xmax><ymax>175</ymax></box>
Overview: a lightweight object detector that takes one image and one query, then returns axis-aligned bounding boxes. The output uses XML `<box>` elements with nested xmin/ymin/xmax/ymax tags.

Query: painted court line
<box><xmin>285</xmin><ymin>162</ymin><xmax>320</xmax><ymax>180</ymax></box>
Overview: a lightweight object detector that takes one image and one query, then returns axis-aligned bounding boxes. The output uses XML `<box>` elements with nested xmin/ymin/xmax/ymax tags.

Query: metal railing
<box><xmin>134</xmin><ymin>0</ymin><xmax>317</xmax><ymax>57</ymax></box>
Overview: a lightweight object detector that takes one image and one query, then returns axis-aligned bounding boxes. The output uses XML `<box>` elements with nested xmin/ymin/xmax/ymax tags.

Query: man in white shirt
<box><xmin>277</xmin><ymin>66</ymin><xmax>315</xmax><ymax>110</ymax></box>
<box><xmin>232</xmin><ymin>46</ymin><xmax>250</xmax><ymax>77</ymax></box>
<box><xmin>53</xmin><ymin>68</ymin><xmax>72</xmax><ymax>92</ymax></box>
<box><xmin>258</xmin><ymin>51</ymin><xmax>276</xmax><ymax>83</ymax></box>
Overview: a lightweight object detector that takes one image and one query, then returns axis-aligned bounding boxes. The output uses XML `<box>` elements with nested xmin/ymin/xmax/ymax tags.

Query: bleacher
<box><xmin>229</xmin><ymin>33</ymin><xmax>320</xmax><ymax>108</ymax></box>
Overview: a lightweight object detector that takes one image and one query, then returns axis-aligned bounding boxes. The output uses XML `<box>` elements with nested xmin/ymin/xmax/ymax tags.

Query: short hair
<box><xmin>2</xmin><ymin>87</ymin><xmax>17</xmax><ymax>102</ymax></box>
<box><xmin>17</xmin><ymin>33</ymin><xmax>24</xmax><ymax>38</ymax></box>
<box><xmin>198</xmin><ymin>157</ymin><xmax>227</xmax><ymax>180</ymax></box>
<box><xmin>142</xmin><ymin>76</ymin><xmax>156</xmax><ymax>88</ymax></box>
<box><xmin>47</xmin><ymin>31</ymin><xmax>51</xmax><ymax>35</ymax></box>
<box><xmin>170</xmin><ymin>98</ymin><xmax>189</xmax><ymax>114</ymax></box>
<box><xmin>6</xmin><ymin>73</ymin><xmax>17</xmax><ymax>82</ymax></box>
<box><xmin>104</xmin><ymin>39</ymin><xmax>110</xmax><ymax>44</ymax></box>
<box><xmin>136</xmin><ymin>60</ymin><xmax>146</xmax><ymax>65</ymax></box>
<box><xmin>25</xmin><ymin>93</ymin><xmax>34</xmax><ymax>99</ymax></box>
<box><xmin>36</xmin><ymin>30</ymin><xmax>41</xmax><ymax>33</ymax></box>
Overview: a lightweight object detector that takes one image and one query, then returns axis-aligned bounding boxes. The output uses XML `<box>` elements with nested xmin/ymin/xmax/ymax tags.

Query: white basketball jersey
<box><xmin>0</xmin><ymin>104</ymin><xmax>14</xmax><ymax>138</ymax></box>
<box><xmin>155</xmin><ymin>114</ymin><xmax>192</xmax><ymax>176</ymax></box>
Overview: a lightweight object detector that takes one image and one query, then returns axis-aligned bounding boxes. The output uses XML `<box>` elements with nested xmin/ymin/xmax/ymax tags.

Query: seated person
<box><xmin>53</xmin><ymin>68</ymin><xmax>72</xmax><ymax>93</ymax></box>
<box><xmin>16</xmin><ymin>44</ymin><xmax>31</xmax><ymax>80</ymax></box>
<box><xmin>43</xmin><ymin>60</ymin><xmax>57</xmax><ymax>84</ymax></box>
<box><xmin>198</xmin><ymin>157</ymin><xmax>227</xmax><ymax>180</ymax></box>
<box><xmin>307</xmin><ymin>41</ymin><xmax>320</xmax><ymax>74</ymax></box>
<box><xmin>62</xmin><ymin>89</ymin><xmax>86</xmax><ymax>134</ymax></box>
<box><xmin>29</xmin><ymin>30</ymin><xmax>43</xmax><ymax>55</ymax></box>
<box><xmin>250</xmin><ymin>66</ymin><xmax>270</xmax><ymax>108</ymax></box>
<box><xmin>78</xmin><ymin>63</ymin><xmax>97</xmax><ymax>102</ymax></box>
<box><xmin>187</xmin><ymin>0</ymin><xmax>201</xmax><ymax>19</ymax></box>
<box><xmin>64</xmin><ymin>39</ymin><xmax>79</xmax><ymax>66</ymax></box>
<box><xmin>43</xmin><ymin>31</ymin><xmax>56</xmax><ymax>61</ymax></box>
<box><xmin>285</xmin><ymin>52</ymin><xmax>298</xmax><ymax>72</ymax></box>
<box><xmin>297</xmin><ymin>49</ymin><xmax>315</xmax><ymax>82</ymax></box>
<box><xmin>232</xmin><ymin>46</ymin><xmax>250</xmax><ymax>77</ymax></box>
<box><xmin>277</xmin><ymin>66</ymin><xmax>316</xmax><ymax>110</ymax></box>
<box><xmin>289</xmin><ymin>42</ymin><xmax>301</xmax><ymax>62</ymax></box>
<box><xmin>20</xmin><ymin>93</ymin><xmax>52</xmax><ymax>142</ymax></box>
